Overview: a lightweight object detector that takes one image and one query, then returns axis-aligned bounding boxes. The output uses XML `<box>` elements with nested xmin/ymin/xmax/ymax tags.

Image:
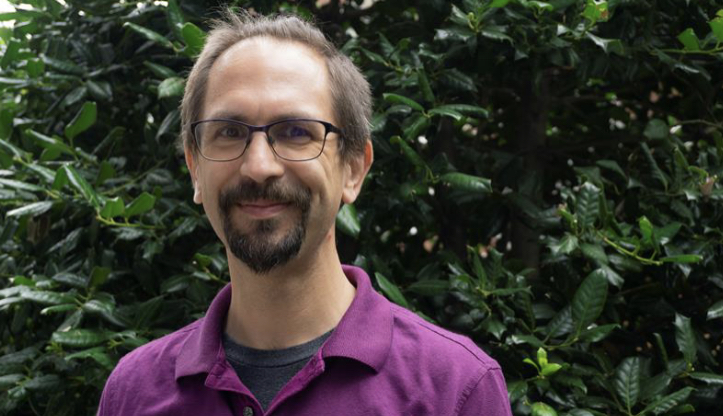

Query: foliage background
<box><xmin>1</xmin><ymin>0</ymin><xmax>722</xmax><ymax>415</ymax></box>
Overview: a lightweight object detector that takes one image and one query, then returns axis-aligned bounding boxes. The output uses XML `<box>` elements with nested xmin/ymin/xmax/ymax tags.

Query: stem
<box><xmin>598</xmin><ymin>232</ymin><xmax>663</xmax><ymax>266</ymax></box>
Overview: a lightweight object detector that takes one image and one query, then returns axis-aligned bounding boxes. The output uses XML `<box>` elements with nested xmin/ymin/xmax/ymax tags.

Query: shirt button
<box><xmin>242</xmin><ymin>406</ymin><xmax>254</xmax><ymax>416</ymax></box>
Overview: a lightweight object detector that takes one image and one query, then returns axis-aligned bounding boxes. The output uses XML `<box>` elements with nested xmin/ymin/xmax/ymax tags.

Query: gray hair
<box><xmin>180</xmin><ymin>9</ymin><xmax>372</xmax><ymax>161</ymax></box>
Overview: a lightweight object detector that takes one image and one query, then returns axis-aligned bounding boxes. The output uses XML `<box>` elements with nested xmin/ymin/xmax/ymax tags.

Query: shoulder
<box><xmin>389</xmin><ymin>303</ymin><xmax>500</xmax><ymax>372</ymax></box>
<box><xmin>385</xmin><ymin>304</ymin><xmax>511</xmax><ymax>415</ymax></box>
<box><xmin>98</xmin><ymin>319</ymin><xmax>202</xmax><ymax>412</ymax></box>
<box><xmin>114</xmin><ymin>318</ymin><xmax>201</xmax><ymax>376</ymax></box>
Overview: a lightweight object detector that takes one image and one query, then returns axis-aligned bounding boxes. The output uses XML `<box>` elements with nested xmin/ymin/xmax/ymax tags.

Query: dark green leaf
<box><xmin>52</xmin><ymin>272</ymin><xmax>87</xmax><ymax>288</ymax></box>
<box><xmin>26</xmin><ymin>129</ymin><xmax>74</xmax><ymax>155</ymax></box>
<box><xmin>407</xmin><ymin>280</ymin><xmax>449</xmax><ymax>296</ymax></box>
<box><xmin>6</xmin><ymin>201</ymin><xmax>54</xmax><ymax>217</ymax></box>
<box><xmin>0</xmin><ymin>178</ymin><xmax>43</xmax><ymax>192</ymax></box>
<box><xmin>20</xmin><ymin>290</ymin><xmax>74</xmax><ymax>305</ymax></box>
<box><xmin>41</xmin><ymin>55</ymin><xmax>84</xmax><ymax>75</ymax></box>
<box><xmin>158</xmin><ymin>77</ymin><xmax>185</xmax><ymax>98</ymax></box>
<box><xmin>674</xmin><ymin>313</ymin><xmax>696</xmax><ymax>364</ymax></box>
<box><xmin>416</xmin><ymin>69</ymin><xmax>435</xmax><ymax>103</ymax></box>
<box><xmin>51</xmin><ymin>329</ymin><xmax>107</xmax><ymax>348</ymax></box>
<box><xmin>86</xmin><ymin>80</ymin><xmax>112</xmax><ymax>101</ymax></box>
<box><xmin>166</xmin><ymin>0</ymin><xmax>185</xmax><ymax>37</ymax></box>
<box><xmin>123</xmin><ymin>22</ymin><xmax>174</xmax><ymax>49</ymax></box>
<box><xmin>575</xmin><ymin>182</ymin><xmax>600</xmax><ymax>230</ymax></box>
<box><xmin>124</xmin><ymin>192</ymin><xmax>156</xmax><ymax>217</ymax></box>
<box><xmin>614</xmin><ymin>356</ymin><xmax>641</xmax><ymax>412</ymax></box>
<box><xmin>390</xmin><ymin>135</ymin><xmax>427</xmax><ymax>169</ymax></box>
<box><xmin>440</xmin><ymin>172</ymin><xmax>492</xmax><ymax>194</ymax></box>
<box><xmin>578</xmin><ymin>323</ymin><xmax>619</xmax><ymax>342</ymax></box>
<box><xmin>143</xmin><ymin>61</ymin><xmax>177</xmax><ymax>79</ymax></box>
<box><xmin>383</xmin><ymin>93</ymin><xmax>424</xmax><ymax>112</ymax></box>
<box><xmin>64</xmin><ymin>101</ymin><xmax>97</xmax><ymax>140</ymax></box>
<box><xmin>336</xmin><ymin>203</ymin><xmax>360</xmax><ymax>238</ymax></box>
<box><xmin>639</xmin><ymin>372</ymin><xmax>672</xmax><ymax>402</ymax></box>
<box><xmin>65</xmin><ymin>346</ymin><xmax>114</xmax><ymax>369</ymax></box>
<box><xmin>434</xmin><ymin>104</ymin><xmax>488</xmax><ymax>118</ymax></box>
<box><xmin>571</xmin><ymin>269</ymin><xmax>608</xmax><ymax>335</ymax></box>
<box><xmin>62</xmin><ymin>165</ymin><xmax>101</xmax><ymax>209</ymax></box>
<box><xmin>707</xmin><ymin>300</ymin><xmax>723</xmax><ymax>320</ymax></box>
<box><xmin>440</xmin><ymin>69</ymin><xmax>478</xmax><ymax>92</ymax></box>
<box><xmin>689</xmin><ymin>372</ymin><xmax>723</xmax><ymax>385</ymax></box>
<box><xmin>641</xmin><ymin>387</ymin><xmax>693</xmax><ymax>415</ymax></box>
<box><xmin>428</xmin><ymin>107</ymin><xmax>463</xmax><ymax>121</ymax></box>
<box><xmin>375</xmin><ymin>272</ymin><xmax>409</xmax><ymax>309</ymax></box>
<box><xmin>579</xmin><ymin>243</ymin><xmax>608</xmax><ymax>265</ymax></box>
<box><xmin>644</xmin><ymin>119</ymin><xmax>668</xmax><ymax>140</ymax></box>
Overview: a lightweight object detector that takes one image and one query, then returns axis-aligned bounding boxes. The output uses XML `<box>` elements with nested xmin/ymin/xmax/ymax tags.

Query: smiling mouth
<box><xmin>237</xmin><ymin>200</ymin><xmax>291</xmax><ymax>219</ymax></box>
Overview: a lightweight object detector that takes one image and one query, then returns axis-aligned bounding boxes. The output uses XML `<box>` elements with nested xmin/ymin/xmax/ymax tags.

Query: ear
<box><xmin>341</xmin><ymin>139</ymin><xmax>373</xmax><ymax>205</ymax></box>
<box><xmin>184</xmin><ymin>146</ymin><xmax>203</xmax><ymax>205</ymax></box>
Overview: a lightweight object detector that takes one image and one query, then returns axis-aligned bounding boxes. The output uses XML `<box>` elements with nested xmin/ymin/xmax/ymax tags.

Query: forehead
<box><xmin>202</xmin><ymin>37</ymin><xmax>333</xmax><ymax>121</ymax></box>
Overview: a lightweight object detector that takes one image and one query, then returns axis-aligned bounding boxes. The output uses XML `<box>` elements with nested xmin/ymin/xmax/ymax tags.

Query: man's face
<box><xmin>186</xmin><ymin>37</ymin><xmax>368</xmax><ymax>273</ymax></box>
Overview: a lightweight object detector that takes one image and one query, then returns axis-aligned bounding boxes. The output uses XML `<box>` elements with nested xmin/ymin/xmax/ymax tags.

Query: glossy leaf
<box><xmin>62</xmin><ymin>165</ymin><xmax>101</xmax><ymax>209</ymax></box>
<box><xmin>571</xmin><ymin>269</ymin><xmax>608</xmax><ymax>336</ymax></box>
<box><xmin>375</xmin><ymin>272</ymin><xmax>409</xmax><ymax>309</ymax></box>
<box><xmin>124</xmin><ymin>192</ymin><xmax>156</xmax><ymax>218</ymax></box>
<box><xmin>336</xmin><ymin>203</ymin><xmax>360</xmax><ymax>238</ymax></box>
<box><xmin>674</xmin><ymin>313</ymin><xmax>696</xmax><ymax>365</ymax></box>
<box><xmin>614</xmin><ymin>356</ymin><xmax>641</xmax><ymax>412</ymax></box>
<box><xmin>530</xmin><ymin>402</ymin><xmax>557</xmax><ymax>416</ymax></box>
<box><xmin>123</xmin><ymin>22</ymin><xmax>174</xmax><ymax>49</ymax></box>
<box><xmin>383</xmin><ymin>93</ymin><xmax>424</xmax><ymax>112</ymax></box>
<box><xmin>575</xmin><ymin>182</ymin><xmax>600</xmax><ymax>230</ymax></box>
<box><xmin>641</xmin><ymin>387</ymin><xmax>693</xmax><ymax>415</ymax></box>
<box><xmin>158</xmin><ymin>77</ymin><xmax>185</xmax><ymax>98</ymax></box>
<box><xmin>707</xmin><ymin>300</ymin><xmax>723</xmax><ymax>320</ymax></box>
<box><xmin>6</xmin><ymin>201</ymin><xmax>54</xmax><ymax>217</ymax></box>
<box><xmin>100</xmin><ymin>197</ymin><xmax>125</xmax><ymax>219</ymax></box>
<box><xmin>440</xmin><ymin>172</ymin><xmax>492</xmax><ymax>194</ymax></box>
<box><xmin>181</xmin><ymin>22</ymin><xmax>206</xmax><ymax>57</ymax></box>
<box><xmin>51</xmin><ymin>329</ymin><xmax>108</xmax><ymax>348</ymax></box>
<box><xmin>20</xmin><ymin>290</ymin><xmax>73</xmax><ymax>305</ymax></box>
<box><xmin>677</xmin><ymin>28</ymin><xmax>700</xmax><ymax>51</ymax></box>
<box><xmin>64</xmin><ymin>101</ymin><xmax>97</xmax><ymax>140</ymax></box>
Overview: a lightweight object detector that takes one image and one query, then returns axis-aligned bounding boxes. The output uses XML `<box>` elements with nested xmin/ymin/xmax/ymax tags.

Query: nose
<box><xmin>238</xmin><ymin>132</ymin><xmax>285</xmax><ymax>183</ymax></box>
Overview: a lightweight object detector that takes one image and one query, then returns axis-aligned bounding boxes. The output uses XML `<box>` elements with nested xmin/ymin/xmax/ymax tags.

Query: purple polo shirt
<box><xmin>98</xmin><ymin>266</ymin><xmax>512</xmax><ymax>416</ymax></box>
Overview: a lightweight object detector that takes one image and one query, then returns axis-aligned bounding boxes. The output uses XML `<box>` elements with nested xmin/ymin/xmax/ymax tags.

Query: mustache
<box><xmin>219</xmin><ymin>180</ymin><xmax>311</xmax><ymax>214</ymax></box>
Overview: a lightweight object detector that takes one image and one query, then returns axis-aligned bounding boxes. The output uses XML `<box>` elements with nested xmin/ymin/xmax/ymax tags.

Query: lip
<box><xmin>237</xmin><ymin>200</ymin><xmax>290</xmax><ymax>219</ymax></box>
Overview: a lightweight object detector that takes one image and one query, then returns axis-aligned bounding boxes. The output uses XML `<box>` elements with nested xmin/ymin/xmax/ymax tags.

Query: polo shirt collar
<box><xmin>321</xmin><ymin>265</ymin><xmax>393</xmax><ymax>373</ymax></box>
<box><xmin>174</xmin><ymin>265</ymin><xmax>393</xmax><ymax>380</ymax></box>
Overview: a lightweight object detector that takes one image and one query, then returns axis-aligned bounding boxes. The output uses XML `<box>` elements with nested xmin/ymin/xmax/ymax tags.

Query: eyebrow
<box><xmin>204</xmin><ymin>111</ymin><xmax>318</xmax><ymax>124</ymax></box>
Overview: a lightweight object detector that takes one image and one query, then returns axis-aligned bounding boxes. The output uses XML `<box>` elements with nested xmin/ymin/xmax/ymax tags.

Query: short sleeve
<box><xmin>456</xmin><ymin>368</ymin><xmax>513</xmax><ymax>416</ymax></box>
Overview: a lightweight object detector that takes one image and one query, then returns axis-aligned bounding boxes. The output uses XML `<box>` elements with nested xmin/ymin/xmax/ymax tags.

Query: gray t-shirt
<box><xmin>222</xmin><ymin>330</ymin><xmax>333</xmax><ymax>410</ymax></box>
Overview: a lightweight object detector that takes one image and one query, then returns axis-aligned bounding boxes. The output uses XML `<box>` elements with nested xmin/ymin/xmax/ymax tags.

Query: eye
<box><xmin>220</xmin><ymin>125</ymin><xmax>242</xmax><ymax>137</ymax></box>
<box><xmin>273</xmin><ymin>121</ymin><xmax>316</xmax><ymax>143</ymax></box>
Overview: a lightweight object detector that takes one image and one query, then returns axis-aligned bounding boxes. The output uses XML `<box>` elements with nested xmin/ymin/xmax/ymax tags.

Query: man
<box><xmin>98</xmin><ymin>10</ymin><xmax>512</xmax><ymax>416</ymax></box>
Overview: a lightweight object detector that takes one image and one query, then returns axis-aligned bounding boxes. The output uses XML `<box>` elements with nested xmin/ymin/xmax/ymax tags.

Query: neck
<box><xmin>224</xmin><ymin>239</ymin><xmax>355</xmax><ymax>350</ymax></box>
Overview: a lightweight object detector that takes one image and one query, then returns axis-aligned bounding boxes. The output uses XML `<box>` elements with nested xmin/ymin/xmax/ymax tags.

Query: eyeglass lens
<box><xmin>194</xmin><ymin>120</ymin><xmax>327</xmax><ymax>161</ymax></box>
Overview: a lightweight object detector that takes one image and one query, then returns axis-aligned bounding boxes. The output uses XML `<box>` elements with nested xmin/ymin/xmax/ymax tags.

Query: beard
<box><xmin>219</xmin><ymin>179</ymin><xmax>311</xmax><ymax>274</ymax></box>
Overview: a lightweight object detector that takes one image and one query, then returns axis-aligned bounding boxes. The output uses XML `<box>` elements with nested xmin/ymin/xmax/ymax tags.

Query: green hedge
<box><xmin>1</xmin><ymin>0</ymin><xmax>722</xmax><ymax>415</ymax></box>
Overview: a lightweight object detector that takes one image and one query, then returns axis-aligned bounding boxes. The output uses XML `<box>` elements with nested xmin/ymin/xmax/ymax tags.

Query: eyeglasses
<box><xmin>190</xmin><ymin>118</ymin><xmax>343</xmax><ymax>162</ymax></box>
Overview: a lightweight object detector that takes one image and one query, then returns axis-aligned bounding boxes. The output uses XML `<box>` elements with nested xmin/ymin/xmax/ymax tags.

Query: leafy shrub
<box><xmin>0</xmin><ymin>0</ymin><xmax>721</xmax><ymax>415</ymax></box>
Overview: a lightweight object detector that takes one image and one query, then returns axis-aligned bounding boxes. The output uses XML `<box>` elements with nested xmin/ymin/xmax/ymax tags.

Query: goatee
<box><xmin>219</xmin><ymin>180</ymin><xmax>311</xmax><ymax>274</ymax></box>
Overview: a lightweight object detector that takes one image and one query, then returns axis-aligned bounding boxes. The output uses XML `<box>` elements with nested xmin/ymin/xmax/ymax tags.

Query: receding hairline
<box><xmin>198</xmin><ymin>35</ymin><xmax>336</xmax><ymax>124</ymax></box>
